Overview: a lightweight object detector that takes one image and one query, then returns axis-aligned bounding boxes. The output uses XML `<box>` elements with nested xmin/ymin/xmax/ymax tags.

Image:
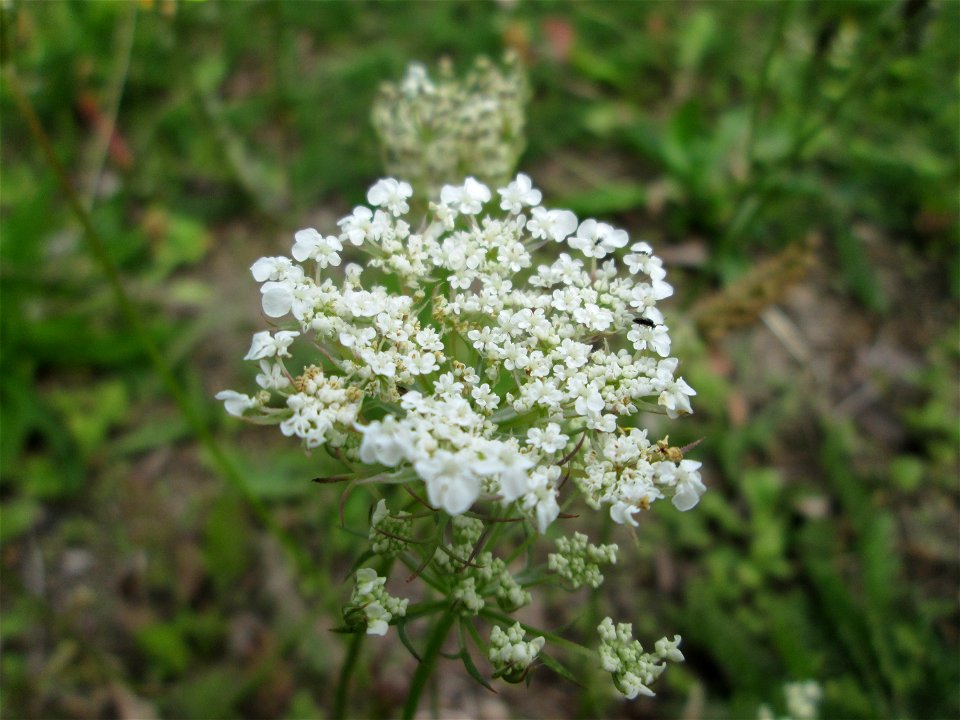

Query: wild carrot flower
<box><xmin>219</xmin><ymin>173</ymin><xmax>702</xmax><ymax>532</ymax></box>
<box><xmin>218</xmin><ymin>173</ymin><xmax>699</xmax><ymax>698</ymax></box>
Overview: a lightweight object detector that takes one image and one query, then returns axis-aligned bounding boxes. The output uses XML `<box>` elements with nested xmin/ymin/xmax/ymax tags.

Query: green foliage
<box><xmin>2</xmin><ymin>0</ymin><xmax>956</xmax><ymax>718</ymax></box>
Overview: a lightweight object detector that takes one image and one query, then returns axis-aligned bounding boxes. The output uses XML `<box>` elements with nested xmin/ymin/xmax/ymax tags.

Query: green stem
<box><xmin>333</xmin><ymin>631</ymin><xmax>364</xmax><ymax>720</ymax></box>
<box><xmin>402</xmin><ymin>606</ymin><xmax>457</xmax><ymax>720</ymax></box>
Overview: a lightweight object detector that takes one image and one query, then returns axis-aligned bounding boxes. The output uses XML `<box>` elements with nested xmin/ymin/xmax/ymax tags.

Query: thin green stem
<box><xmin>333</xmin><ymin>631</ymin><xmax>364</xmax><ymax>720</ymax></box>
<box><xmin>402</xmin><ymin>605</ymin><xmax>457</xmax><ymax>720</ymax></box>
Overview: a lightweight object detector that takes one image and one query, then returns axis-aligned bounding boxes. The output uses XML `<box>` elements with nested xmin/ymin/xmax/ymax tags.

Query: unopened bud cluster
<box><xmin>548</xmin><ymin>531</ymin><xmax>618</xmax><ymax>589</ymax></box>
<box><xmin>489</xmin><ymin>622</ymin><xmax>545</xmax><ymax>683</ymax></box>
<box><xmin>369</xmin><ymin>498</ymin><xmax>413</xmax><ymax>558</ymax></box>
<box><xmin>758</xmin><ymin>680</ymin><xmax>823</xmax><ymax>720</ymax></box>
<box><xmin>432</xmin><ymin>515</ymin><xmax>531</xmax><ymax>616</ymax></box>
<box><xmin>372</xmin><ymin>56</ymin><xmax>528</xmax><ymax>198</ymax></box>
<box><xmin>343</xmin><ymin>568</ymin><xmax>409</xmax><ymax>636</ymax></box>
<box><xmin>598</xmin><ymin>618</ymin><xmax>684</xmax><ymax>700</ymax></box>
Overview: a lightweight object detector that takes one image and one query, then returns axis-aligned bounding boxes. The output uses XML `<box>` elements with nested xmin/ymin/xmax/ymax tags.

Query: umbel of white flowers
<box><xmin>371</xmin><ymin>55</ymin><xmax>529</xmax><ymax>198</ymax></box>
<box><xmin>217</xmin><ymin>174</ymin><xmax>703</xmax><ymax>533</ymax></box>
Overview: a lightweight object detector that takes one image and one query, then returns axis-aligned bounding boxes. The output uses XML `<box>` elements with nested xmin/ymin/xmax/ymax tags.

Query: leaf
<box><xmin>144</xmin><ymin>208</ymin><xmax>211</xmax><ymax>279</ymax></box>
<box><xmin>135</xmin><ymin>622</ymin><xmax>191</xmax><ymax>676</ymax></box>
<box><xmin>458</xmin><ymin>619</ymin><xmax>496</xmax><ymax>693</ymax></box>
<box><xmin>46</xmin><ymin>379</ymin><xmax>129</xmax><ymax>456</ymax></box>
<box><xmin>0</xmin><ymin>499</ymin><xmax>41</xmax><ymax>544</ymax></box>
<box><xmin>459</xmin><ymin>644</ymin><xmax>496</xmax><ymax>693</ymax></box>
<box><xmin>397</xmin><ymin>621</ymin><xmax>421</xmax><ymax>662</ymax></box>
<box><xmin>677</xmin><ymin>9</ymin><xmax>718</xmax><ymax>70</ymax></box>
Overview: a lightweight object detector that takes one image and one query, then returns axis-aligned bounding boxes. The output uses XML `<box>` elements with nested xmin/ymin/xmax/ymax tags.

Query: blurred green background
<box><xmin>1</xmin><ymin>1</ymin><xmax>958</xmax><ymax>718</ymax></box>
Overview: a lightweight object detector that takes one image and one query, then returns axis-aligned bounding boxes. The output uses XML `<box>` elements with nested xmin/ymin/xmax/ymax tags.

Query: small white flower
<box><xmin>569</xmin><ymin>219</ymin><xmax>629</xmax><ymax>259</ymax></box>
<box><xmin>624</xmin><ymin>242</ymin><xmax>658</xmax><ymax>275</ymax></box>
<box><xmin>440</xmin><ymin>177</ymin><xmax>491</xmax><ymax>215</ymax></box>
<box><xmin>367</xmin><ymin>178</ymin><xmax>413</xmax><ymax>216</ymax></box>
<box><xmin>573</xmin><ymin>302</ymin><xmax>614</xmax><ymax>332</ymax></box>
<box><xmin>658</xmin><ymin>375</ymin><xmax>696</xmax><ymax>419</ymax></box>
<box><xmin>354</xmin><ymin>567</ymin><xmax>382</xmax><ymax>596</ymax></box>
<box><xmin>357</xmin><ymin>418</ymin><xmax>406</xmax><ymax>466</ymax></box>
<box><xmin>363</xmin><ymin>603</ymin><xmax>390</xmax><ymax>636</ymax></box>
<box><xmin>526</xmin><ymin>206</ymin><xmax>578</xmax><ymax>242</ymax></box>
<box><xmin>347</xmin><ymin>568</ymin><xmax>407</xmax><ymax>636</ymax></box>
<box><xmin>415</xmin><ymin>450</ymin><xmax>481</xmax><ymax>515</ymax></box>
<box><xmin>399</xmin><ymin>62</ymin><xmax>435</xmax><ymax>96</ymax></box>
<box><xmin>407</xmin><ymin>351</ymin><xmax>439</xmax><ymax>376</ymax></box>
<box><xmin>526</xmin><ymin>423</ymin><xmax>568</xmax><ymax>453</ymax></box>
<box><xmin>215</xmin><ymin>390</ymin><xmax>257</xmax><ymax>417</ymax></box>
<box><xmin>627</xmin><ymin>322</ymin><xmax>672</xmax><ymax>357</ymax></box>
<box><xmin>471</xmin><ymin>383</ymin><xmax>500</xmax><ymax>411</ymax></box>
<box><xmin>292</xmin><ymin>228</ymin><xmax>343</xmax><ymax>267</ymax></box>
<box><xmin>255</xmin><ymin>360</ymin><xmax>290</xmax><ymax>390</ymax></box>
<box><xmin>498</xmin><ymin>173</ymin><xmax>542</xmax><ymax>213</ymax></box>
<box><xmin>669</xmin><ymin>459</ymin><xmax>705</xmax><ymax>511</ymax></box>
<box><xmin>244</xmin><ymin>330</ymin><xmax>300</xmax><ymax>360</ymax></box>
<box><xmin>250</xmin><ymin>256</ymin><xmax>294</xmax><ymax>282</ymax></box>
<box><xmin>573</xmin><ymin>382</ymin><xmax>606</xmax><ymax>416</ymax></box>
<box><xmin>609</xmin><ymin>500</ymin><xmax>640</xmax><ymax>527</ymax></box>
<box><xmin>489</xmin><ymin>623</ymin><xmax>545</xmax><ymax>679</ymax></box>
<box><xmin>339</xmin><ymin>326</ymin><xmax>376</xmax><ymax>349</ymax></box>
<box><xmin>338</xmin><ymin>206</ymin><xmax>389</xmax><ymax>246</ymax></box>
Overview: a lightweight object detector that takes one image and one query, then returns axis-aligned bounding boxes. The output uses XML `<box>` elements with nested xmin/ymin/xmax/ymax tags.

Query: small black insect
<box><xmin>632</xmin><ymin>317</ymin><xmax>656</xmax><ymax>328</ymax></box>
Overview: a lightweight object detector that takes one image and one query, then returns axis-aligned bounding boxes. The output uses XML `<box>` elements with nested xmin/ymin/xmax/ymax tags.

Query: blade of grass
<box><xmin>84</xmin><ymin>2</ymin><xmax>137</xmax><ymax>212</ymax></box>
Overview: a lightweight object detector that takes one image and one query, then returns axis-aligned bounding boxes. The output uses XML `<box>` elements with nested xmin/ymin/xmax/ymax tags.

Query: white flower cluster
<box><xmin>579</xmin><ymin>430</ymin><xmax>706</xmax><ymax>527</ymax></box>
<box><xmin>597</xmin><ymin>618</ymin><xmax>684</xmax><ymax>700</ymax></box>
<box><xmin>548</xmin><ymin>531</ymin><xmax>618</xmax><ymax>589</ymax></box>
<box><xmin>343</xmin><ymin>568</ymin><xmax>409</xmax><ymax>636</ymax></box>
<box><xmin>758</xmin><ymin>680</ymin><xmax>823</xmax><ymax>720</ymax></box>
<box><xmin>489</xmin><ymin>622</ymin><xmax>545</xmax><ymax>683</ymax></box>
<box><xmin>218</xmin><ymin>174</ymin><xmax>703</xmax><ymax>532</ymax></box>
<box><xmin>431</xmin><ymin>516</ymin><xmax>531</xmax><ymax>616</ymax></box>
<box><xmin>784</xmin><ymin>681</ymin><xmax>823</xmax><ymax>720</ymax></box>
<box><xmin>371</xmin><ymin>56</ymin><xmax>528</xmax><ymax>197</ymax></box>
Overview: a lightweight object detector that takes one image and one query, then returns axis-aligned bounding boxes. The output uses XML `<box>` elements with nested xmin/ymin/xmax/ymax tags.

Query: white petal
<box><xmin>261</xmin><ymin>283</ymin><xmax>293</xmax><ymax>318</ymax></box>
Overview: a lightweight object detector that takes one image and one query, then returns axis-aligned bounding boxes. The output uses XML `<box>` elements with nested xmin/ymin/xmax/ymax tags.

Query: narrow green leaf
<box><xmin>458</xmin><ymin>619</ymin><xmax>496</xmax><ymax>693</ymax></box>
<box><xmin>397</xmin><ymin>621</ymin><xmax>422</xmax><ymax>662</ymax></box>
